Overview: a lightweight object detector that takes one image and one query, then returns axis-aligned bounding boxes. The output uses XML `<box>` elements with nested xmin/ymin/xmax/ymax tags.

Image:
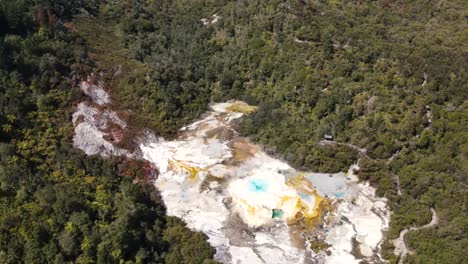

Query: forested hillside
<box><xmin>0</xmin><ymin>0</ymin><xmax>466</xmax><ymax>264</ymax></box>
<box><xmin>0</xmin><ymin>1</ymin><xmax>215</xmax><ymax>263</ymax></box>
<box><xmin>76</xmin><ymin>1</ymin><xmax>465</xmax><ymax>263</ymax></box>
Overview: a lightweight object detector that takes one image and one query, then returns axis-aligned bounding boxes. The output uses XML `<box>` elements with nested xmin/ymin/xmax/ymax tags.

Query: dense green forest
<box><xmin>0</xmin><ymin>1</ymin><xmax>216</xmax><ymax>263</ymax></box>
<box><xmin>0</xmin><ymin>0</ymin><xmax>466</xmax><ymax>264</ymax></box>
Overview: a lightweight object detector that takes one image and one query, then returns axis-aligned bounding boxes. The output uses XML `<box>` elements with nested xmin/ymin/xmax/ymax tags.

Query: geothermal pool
<box><xmin>139</xmin><ymin>101</ymin><xmax>390</xmax><ymax>264</ymax></box>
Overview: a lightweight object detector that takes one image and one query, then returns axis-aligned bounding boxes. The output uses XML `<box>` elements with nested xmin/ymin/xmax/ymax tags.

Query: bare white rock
<box><xmin>72</xmin><ymin>102</ymin><xmax>130</xmax><ymax>157</ymax></box>
<box><xmin>201</xmin><ymin>14</ymin><xmax>221</xmax><ymax>26</ymax></box>
<box><xmin>80</xmin><ymin>81</ymin><xmax>110</xmax><ymax>105</ymax></box>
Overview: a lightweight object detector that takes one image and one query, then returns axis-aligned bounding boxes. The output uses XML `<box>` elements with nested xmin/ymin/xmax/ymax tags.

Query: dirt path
<box><xmin>396</xmin><ymin>208</ymin><xmax>438</xmax><ymax>264</ymax></box>
<box><xmin>320</xmin><ymin>139</ymin><xmax>403</xmax><ymax>192</ymax></box>
<box><xmin>318</xmin><ymin>140</ymin><xmax>367</xmax><ymax>155</ymax></box>
<box><xmin>390</xmin><ymin>172</ymin><xmax>403</xmax><ymax>196</ymax></box>
<box><xmin>320</xmin><ymin>140</ymin><xmax>406</xmax><ymax>196</ymax></box>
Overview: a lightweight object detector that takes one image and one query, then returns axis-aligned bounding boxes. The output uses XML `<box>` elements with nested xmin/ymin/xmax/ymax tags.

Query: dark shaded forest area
<box><xmin>0</xmin><ymin>1</ymin><xmax>216</xmax><ymax>263</ymax></box>
<box><xmin>0</xmin><ymin>0</ymin><xmax>466</xmax><ymax>264</ymax></box>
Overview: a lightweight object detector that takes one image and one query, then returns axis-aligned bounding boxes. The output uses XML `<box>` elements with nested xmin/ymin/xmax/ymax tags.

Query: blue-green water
<box><xmin>272</xmin><ymin>209</ymin><xmax>284</xmax><ymax>218</ymax></box>
<box><xmin>248</xmin><ymin>178</ymin><xmax>268</xmax><ymax>192</ymax></box>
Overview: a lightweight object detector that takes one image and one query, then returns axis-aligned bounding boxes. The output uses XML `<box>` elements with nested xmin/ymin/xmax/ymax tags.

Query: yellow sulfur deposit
<box><xmin>226</xmin><ymin>101</ymin><xmax>258</xmax><ymax>113</ymax></box>
<box><xmin>167</xmin><ymin>159</ymin><xmax>204</xmax><ymax>180</ymax></box>
<box><xmin>287</xmin><ymin>174</ymin><xmax>328</xmax><ymax>223</ymax></box>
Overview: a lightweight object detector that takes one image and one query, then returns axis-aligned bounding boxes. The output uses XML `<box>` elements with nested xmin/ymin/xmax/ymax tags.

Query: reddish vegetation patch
<box><xmin>113</xmin><ymin>125</ymin><xmax>143</xmax><ymax>153</ymax></box>
<box><xmin>94</xmin><ymin>108</ymin><xmax>143</xmax><ymax>153</ymax></box>
<box><xmin>118</xmin><ymin>159</ymin><xmax>158</xmax><ymax>183</ymax></box>
<box><xmin>87</xmin><ymin>74</ymin><xmax>98</xmax><ymax>85</ymax></box>
<box><xmin>34</xmin><ymin>5</ymin><xmax>56</xmax><ymax>28</ymax></box>
<box><xmin>102</xmin><ymin>121</ymin><xmax>124</xmax><ymax>142</ymax></box>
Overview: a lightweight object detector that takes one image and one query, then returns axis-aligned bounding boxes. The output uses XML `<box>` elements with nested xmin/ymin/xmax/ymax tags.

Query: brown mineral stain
<box><xmin>205</xmin><ymin>127</ymin><xmax>235</xmax><ymax>141</ymax></box>
<box><xmin>231</xmin><ymin>138</ymin><xmax>259</xmax><ymax>162</ymax></box>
